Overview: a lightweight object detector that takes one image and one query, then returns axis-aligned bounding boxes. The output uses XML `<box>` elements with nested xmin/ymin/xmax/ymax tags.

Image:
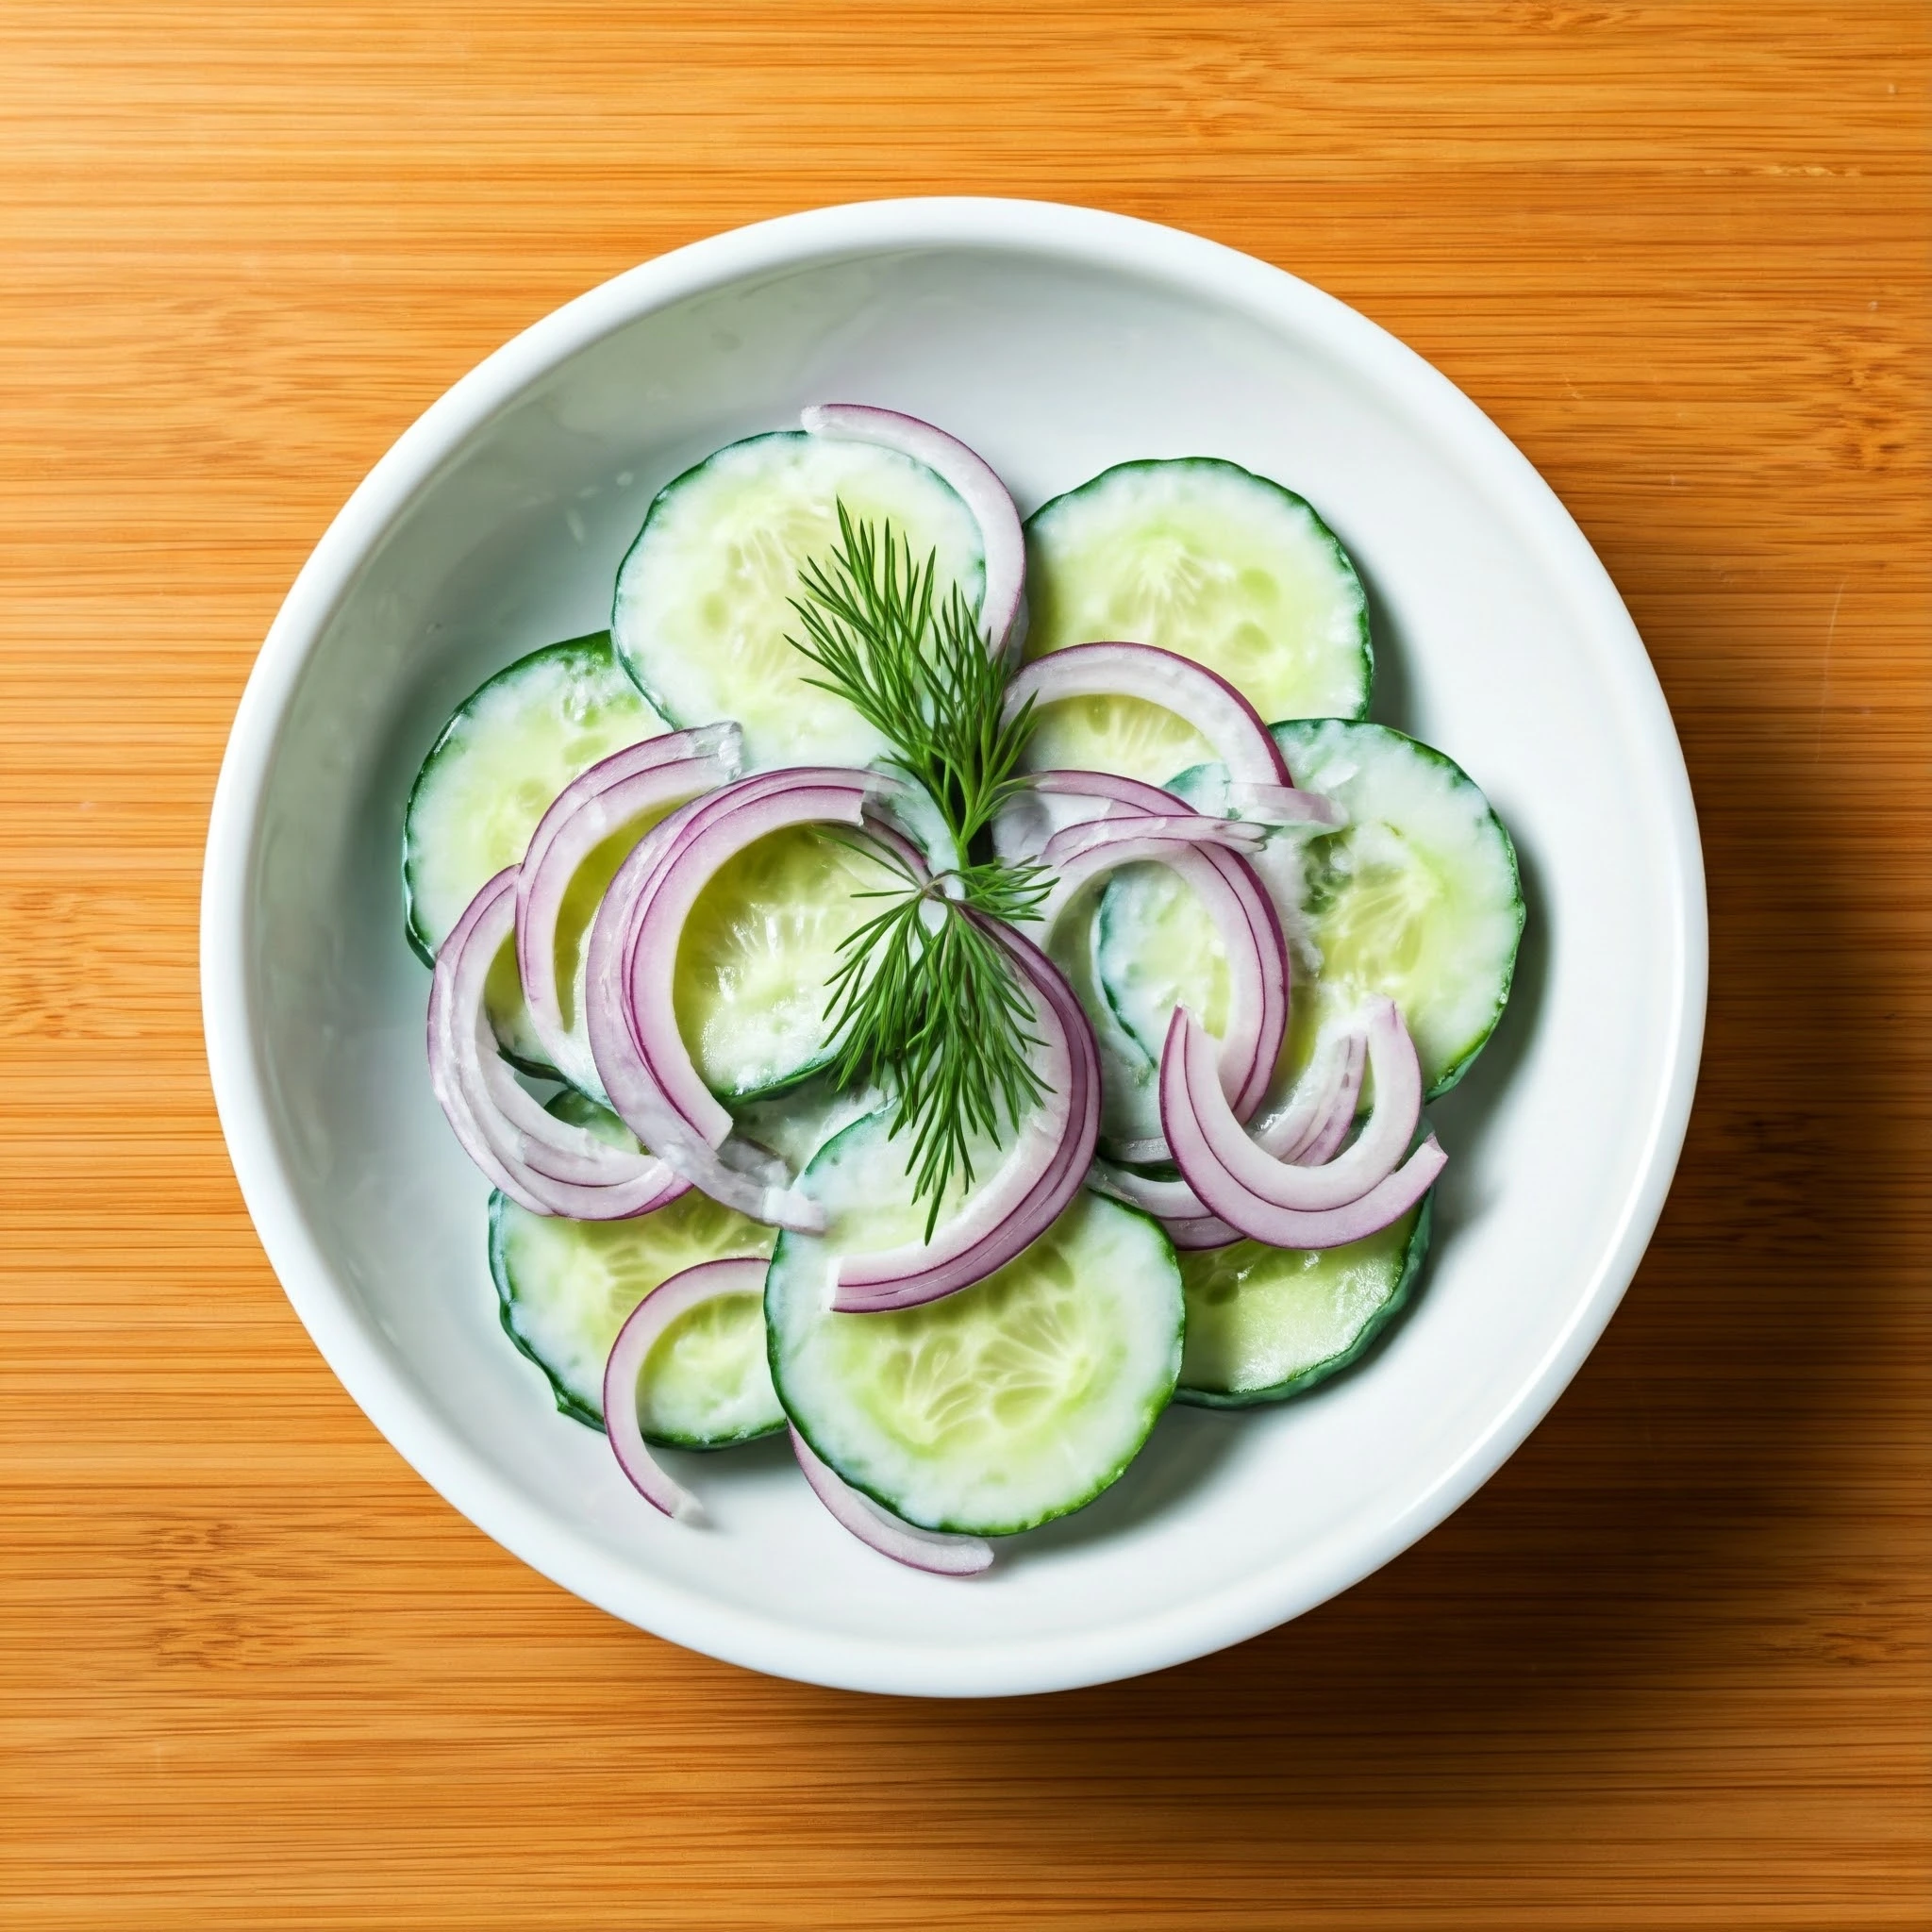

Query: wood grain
<box><xmin>2</xmin><ymin>4</ymin><xmax>1927</xmax><ymax>1925</ymax></box>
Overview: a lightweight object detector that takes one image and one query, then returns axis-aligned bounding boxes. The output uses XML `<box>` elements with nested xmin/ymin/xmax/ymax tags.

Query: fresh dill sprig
<box><xmin>788</xmin><ymin>506</ymin><xmax>1049</xmax><ymax>1233</ymax></box>
<box><xmin>791</xmin><ymin>505</ymin><xmax>1038</xmax><ymax>847</ymax></box>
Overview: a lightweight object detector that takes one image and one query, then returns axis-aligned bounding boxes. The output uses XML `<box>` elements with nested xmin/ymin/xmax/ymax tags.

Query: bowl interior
<box><xmin>229</xmin><ymin>217</ymin><xmax>1698</xmax><ymax>1695</ymax></box>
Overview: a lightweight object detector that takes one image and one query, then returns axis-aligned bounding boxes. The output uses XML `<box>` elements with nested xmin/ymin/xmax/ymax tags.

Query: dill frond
<box><xmin>789</xmin><ymin>507</ymin><xmax>1049</xmax><ymax>1232</ymax></box>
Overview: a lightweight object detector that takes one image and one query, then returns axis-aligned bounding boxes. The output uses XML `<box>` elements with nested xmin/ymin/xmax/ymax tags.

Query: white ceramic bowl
<box><xmin>202</xmin><ymin>198</ymin><xmax>1705</xmax><ymax>1698</ymax></box>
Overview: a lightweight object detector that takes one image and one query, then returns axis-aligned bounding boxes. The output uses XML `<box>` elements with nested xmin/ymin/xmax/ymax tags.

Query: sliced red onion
<box><xmin>1029</xmin><ymin>770</ymin><xmax>1185</xmax><ymax>812</ymax></box>
<box><xmin>1164</xmin><ymin>1212</ymin><xmax>1247</xmax><ymax>1251</ymax></box>
<box><xmin>598</xmin><ymin>771</ymin><xmax>909</xmax><ymax>1134</ymax></box>
<box><xmin>1037</xmin><ymin>824</ymin><xmax>1287</xmax><ymax>1129</ymax></box>
<box><xmin>1226</xmin><ymin>781</ymin><xmax>1347</xmax><ymax>829</ymax></box>
<box><xmin>999</xmin><ymin>776</ymin><xmax>1277</xmax><ymax>1167</ymax></box>
<box><xmin>611</xmin><ymin>768</ymin><xmax>855</xmax><ymax>1001</ymax></box>
<box><xmin>1090</xmin><ymin>1020</ymin><xmax>1371</xmax><ymax>1239</ymax></box>
<box><xmin>515</xmin><ymin>726</ymin><xmax>741</xmax><ymax>1096</ymax></box>
<box><xmin>467</xmin><ymin>1010</ymin><xmax>638</xmax><ymax>1188</ymax></box>
<box><xmin>1002</xmin><ymin>771</ymin><xmax>1328</xmax><ymax>1093</ymax></box>
<box><xmin>1041</xmin><ymin>810</ymin><xmax>1266</xmax><ymax>869</ymax></box>
<box><xmin>1161</xmin><ymin>1005</ymin><xmax>1445</xmax><ymax>1248</ymax></box>
<box><xmin>801</xmin><ymin>404</ymin><xmax>1026</xmax><ymax>658</ymax></box>
<box><xmin>1177</xmin><ymin>998</ymin><xmax>1419</xmax><ymax>1211</ymax></box>
<box><xmin>1004</xmin><ymin>641</ymin><xmax>1291</xmax><ymax>788</ymax></box>
<box><xmin>586</xmin><ymin>769</ymin><xmax>893</xmax><ymax>1230</ymax></box>
<box><xmin>832</xmin><ymin>921</ymin><xmax>1100</xmax><ymax>1312</ymax></box>
<box><xmin>991</xmin><ymin>769</ymin><xmax>1189</xmax><ymax>863</ymax></box>
<box><xmin>584</xmin><ymin>802</ymin><xmax>791</xmax><ymax>1209</ymax></box>
<box><xmin>1284</xmin><ymin>1028</ymin><xmax>1369</xmax><ymax>1168</ymax></box>
<box><xmin>608</xmin><ymin>765</ymin><xmax>930</xmax><ymax>1020</ymax></box>
<box><xmin>1255</xmin><ymin>1024</ymin><xmax>1366</xmax><ymax>1162</ymax></box>
<box><xmin>1087</xmin><ymin>1158</ymin><xmax>1202</xmax><ymax>1224</ymax></box>
<box><xmin>789</xmin><ymin>1427</ymin><xmax>992</xmax><ymax>1576</ymax></box>
<box><xmin>427</xmin><ymin>869</ymin><xmax>688</xmax><ymax>1219</ymax></box>
<box><xmin>1174</xmin><ymin>756</ymin><xmax>1348</xmax><ymax>833</ymax></box>
<box><xmin>1085</xmin><ymin>1158</ymin><xmax>1242</xmax><ymax>1254</ymax></box>
<box><xmin>626</xmin><ymin>777</ymin><xmax>876</xmax><ymax>1145</ymax></box>
<box><xmin>604</xmin><ymin>1257</ymin><xmax>771</xmax><ymax>1523</ymax></box>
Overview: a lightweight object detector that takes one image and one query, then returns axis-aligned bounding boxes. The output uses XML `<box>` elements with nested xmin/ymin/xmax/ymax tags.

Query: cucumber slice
<box><xmin>1176</xmin><ymin>1197</ymin><xmax>1431</xmax><ymax>1407</ymax></box>
<box><xmin>1021</xmin><ymin>458</ymin><xmax>1371</xmax><ymax>782</ymax></box>
<box><xmin>490</xmin><ymin>1093</ymin><xmax>777</xmax><ymax>1437</ymax></box>
<box><xmin>732</xmin><ymin>1074</ymin><xmax>887</xmax><ymax>1176</ymax></box>
<box><xmin>766</xmin><ymin>1112</ymin><xmax>1183</xmax><ymax>1536</ymax></box>
<box><xmin>672</xmin><ymin>824</ymin><xmax>896</xmax><ymax>1104</ymax></box>
<box><xmin>613</xmin><ymin>431</ymin><xmax>985</xmax><ymax>771</ymax></box>
<box><xmin>403</xmin><ymin>633</ymin><xmax>668</xmax><ymax>1070</ymax></box>
<box><xmin>1113</xmin><ymin>721</ymin><xmax>1523</xmax><ymax>1100</ymax></box>
<box><xmin>1023</xmin><ymin>691</ymin><xmax>1222</xmax><ymax>792</ymax></box>
<box><xmin>1095</xmin><ymin>859</ymin><xmax>1234</xmax><ymax>1074</ymax></box>
<box><xmin>544</xmin><ymin>793</ymin><xmax>692</xmax><ymax>1101</ymax></box>
<box><xmin>403</xmin><ymin>634</ymin><xmax>667</xmax><ymax>963</ymax></box>
<box><xmin>1041</xmin><ymin>884</ymin><xmax>1164</xmax><ymax>1148</ymax></box>
<box><xmin>1268</xmin><ymin>721</ymin><xmax>1523</xmax><ymax>1098</ymax></box>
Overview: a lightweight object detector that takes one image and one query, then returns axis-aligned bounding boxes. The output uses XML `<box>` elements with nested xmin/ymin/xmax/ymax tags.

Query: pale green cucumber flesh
<box><xmin>732</xmin><ymin>1074</ymin><xmax>890</xmax><ymax>1177</ymax></box>
<box><xmin>1123</xmin><ymin>720</ymin><xmax>1523</xmax><ymax>1102</ymax></box>
<box><xmin>545</xmin><ymin>796</ymin><xmax>686</xmax><ymax>1097</ymax></box>
<box><xmin>1175</xmin><ymin>1196</ymin><xmax>1431</xmax><ymax>1407</ymax></box>
<box><xmin>766</xmin><ymin>1112</ymin><xmax>1184</xmax><ymax>1536</ymax></box>
<box><xmin>490</xmin><ymin>1095</ymin><xmax>777</xmax><ymax>1441</ymax></box>
<box><xmin>1267</xmin><ymin>721</ymin><xmax>1524</xmax><ymax>1099</ymax></box>
<box><xmin>402</xmin><ymin>633</ymin><xmax>669</xmax><ymax>1073</ymax></box>
<box><xmin>483</xmin><ymin>939</ymin><xmax>557</xmax><ymax>1080</ymax></box>
<box><xmin>1020</xmin><ymin>458</ymin><xmax>1371</xmax><ymax>783</ymax></box>
<box><xmin>403</xmin><ymin>633</ymin><xmax>667</xmax><ymax>964</ymax></box>
<box><xmin>612</xmin><ymin>432</ymin><xmax>985</xmax><ymax>771</ymax></box>
<box><xmin>1095</xmin><ymin>859</ymin><xmax>1233</xmax><ymax>1073</ymax></box>
<box><xmin>1024</xmin><ymin>691</ymin><xmax>1222</xmax><ymax>792</ymax></box>
<box><xmin>672</xmin><ymin>824</ymin><xmax>901</xmax><ymax>1104</ymax></box>
<box><xmin>1041</xmin><ymin>879</ymin><xmax>1164</xmax><ymax>1148</ymax></box>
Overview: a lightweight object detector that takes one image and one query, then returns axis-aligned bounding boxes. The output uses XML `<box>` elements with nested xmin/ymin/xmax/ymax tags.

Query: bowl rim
<box><xmin>200</xmin><ymin>195</ymin><xmax>1707</xmax><ymax>1698</ymax></box>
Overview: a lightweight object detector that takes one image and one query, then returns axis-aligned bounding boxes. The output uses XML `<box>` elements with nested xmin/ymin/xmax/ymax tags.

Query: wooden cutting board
<box><xmin>3</xmin><ymin>4</ymin><xmax>1926</xmax><ymax>1924</ymax></box>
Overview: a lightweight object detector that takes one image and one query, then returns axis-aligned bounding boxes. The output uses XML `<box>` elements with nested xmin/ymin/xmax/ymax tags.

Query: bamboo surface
<box><xmin>3</xmin><ymin>5</ymin><xmax>1928</xmax><ymax>1926</ymax></box>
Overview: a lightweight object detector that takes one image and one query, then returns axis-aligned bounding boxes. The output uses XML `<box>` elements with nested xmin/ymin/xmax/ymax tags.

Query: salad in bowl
<box><xmin>407</xmin><ymin>401</ymin><xmax>1522</xmax><ymax>1575</ymax></box>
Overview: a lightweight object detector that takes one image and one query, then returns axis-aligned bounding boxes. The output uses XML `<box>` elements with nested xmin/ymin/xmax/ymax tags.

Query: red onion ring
<box><xmin>1089</xmin><ymin>1020</ymin><xmax>1371</xmax><ymax>1242</ymax></box>
<box><xmin>832</xmin><ymin>920</ymin><xmax>1100</xmax><ymax>1312</ymax></box>
<box><xmin>1019</xmin><ymin>773</ymin><xmax>1288</xmax><ymax>1131</ymax></box>
<box><xmin>1037</xmin><ymin>824</ymin><xmax>1288</xmax><ymax>1132</ymax></box>
<box><xmin>1161</xmin><ymin>1005</ymin><xmax>1446</xmax><ymax>1247</ymax></box>
<box><xmin>1041</xmin><ymin>810</ymin><xmax>1267</xmax><ymax>869</ymax></box>
<box><xmin>585</xmin><ymin>769</ymin><xmax>891</xmax><ymax>1230</ymax></box>
<box><xmin>515</xmin><ymin>726</ymin><xmax>741</xmax><ymax>1095</ymax></box>
<box><xmin>604</xmin><ymin>1257</ymin><xmax>772</xmax><ymax>1522</ymax></box>
<box><xmin>1174</xmin><ymin>759</ymin><xmax>1348</xmax><ymax>833</ymax></box>
<box><xmin>589</xmin><ymin>782</ymin><xmax>869</xmax><ymax>1224</ymax></box>
<box><xmin>626</xmin><ymin>778</ymin><xmax>878</xmax><ymax>1140</ymax></box>
<box><xmin>1284</xmin><ymin>1028</ymin><xmax>1368</xmax><ymax>1168</ymax></box>
<box><xmin>1163</xmin><ymin>1212</ymin><xmax>1248</xmax><ymax>1251</ymax></box>
<box><xmin>1177</xmin><ymin>998</ymin><xmax>1420</xmax><ymax>1211</ymax></box>
<box><xmin>1001</xmin><ymin>776</ymin><xmax>1323</xmax><ymax>1151</ymax></box>
<box><xmin>1086</xmin><ymin>1159</ymin><xmax>1202</xmax><ymax>1224</ymax></box>
<box><xmin>427</xmin><ymin>869</ymin><xmax>688</xmax><ymax>1219</ymax></box>
<box><xmin>1005</xmin><ymin>641</ymin><xmax>1291</xmax><ymax>788</ymax></box>
<box><xmin>608</xmin><ymin>766</ymin><xmax>933</xmax><ymax>1033</ymax></box>
<box><xmin>610</xmin><ymin>767</ymin><xmax>866</xmax><ymax>1023</ymax></box>
<box><xmin>801</xmin><ymin>404</ymin><xmax>1026</xmax><ymax>658</ymax></box>
<box><xmin>789</xmin><ymin>1427</ymin><xmax>993</xmax><ymax>1575</ymax></box>
<box><xmin>1028</xmin><ymin>770</ymin><xmax>1184</xmax><ymax>812</ymax></box>
<box><xmin>1226</xmin><ymin>781</ymin><xmax>1347</xmax><ymax>829</ymax></box>
<box><xmin>991</xmin><ymin>769</ymin><xmax>1189</xmax><ymax>863</ymax></box>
